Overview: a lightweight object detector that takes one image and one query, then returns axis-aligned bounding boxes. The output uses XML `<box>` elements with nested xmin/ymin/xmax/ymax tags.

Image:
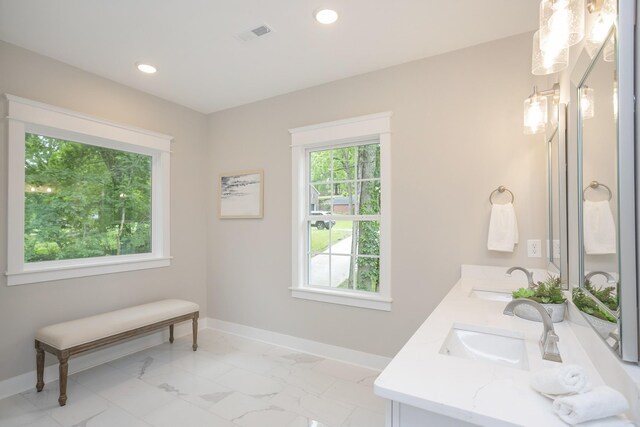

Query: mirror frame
<box><xmin>547</xmin><ymin>104</ymin><xmax>568</xmax><ymax>282</ymax></box>
<box><xmin>571</xmin><ymin>0</ymin><xmax>637</xmax><ymax>362</ymax></box>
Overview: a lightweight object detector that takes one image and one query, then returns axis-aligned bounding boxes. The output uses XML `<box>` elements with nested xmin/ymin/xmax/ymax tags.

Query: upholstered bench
<box><xmin>34</xmin><ymin>299</ymin><xmax>199</xmax><ymax>406</ymax></box>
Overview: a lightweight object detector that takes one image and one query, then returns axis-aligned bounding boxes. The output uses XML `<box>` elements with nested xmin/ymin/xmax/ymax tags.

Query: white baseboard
<box><xmin>0</xmin><ymin>320</ymin><xmax>202</xmax><ymax>401</ymax></box>
<box><xmin>207</xmin><ymin>318</ymin><xmax>391</xmax><ymax>371</ymax></box>
<box><xmin>0</xmin><ymin>316</ymin><xmax>391</xmax><ymax>400</ymax></box>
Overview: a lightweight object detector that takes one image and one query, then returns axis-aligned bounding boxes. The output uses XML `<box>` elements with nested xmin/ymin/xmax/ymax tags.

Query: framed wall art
<box><xmin>219</xmin><ymin>170</ymin><xmax>263</xmax><ymax>219</ymax></box>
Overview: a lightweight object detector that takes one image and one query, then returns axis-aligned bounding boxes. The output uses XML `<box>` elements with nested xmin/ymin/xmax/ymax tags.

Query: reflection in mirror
<box><xmin>577</xmin><ymin>30</ymin><xmax>620</xmax><ymax>355</ymax></box>
<box><xmin>546</xmin><ymin>104</ymin><xmax>566</xmax><ymax>280</ymax></box>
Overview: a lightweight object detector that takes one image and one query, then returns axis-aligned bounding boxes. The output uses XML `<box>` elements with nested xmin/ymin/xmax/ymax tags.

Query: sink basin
<box><xmin>440</xmin><ymin>324</ymin><xmax>529</xmax><ymax>370</ymax></box>
<box><xmin>469</xmin><ymin>289</ymin><xmax>513</xmax><ymax>302</ymax></box>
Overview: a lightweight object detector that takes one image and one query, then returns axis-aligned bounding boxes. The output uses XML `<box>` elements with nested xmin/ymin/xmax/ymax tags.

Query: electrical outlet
<box><xmin>528</xmin><ymin>239</ymin><xmax>542</xmax><ymax>258</ymax></box>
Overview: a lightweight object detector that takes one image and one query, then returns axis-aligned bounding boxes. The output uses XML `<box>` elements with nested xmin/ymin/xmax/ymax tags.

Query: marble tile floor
<box><xmin>0</xmin><ymin>329</ymin><xmax>385</xmax><ymax>427</ymax></box>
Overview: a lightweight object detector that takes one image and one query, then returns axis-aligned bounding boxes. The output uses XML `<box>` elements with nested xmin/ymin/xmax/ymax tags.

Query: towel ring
<box><xmin>583</xmin><ymin>181</ymin><xmax>613</xmax><ymax>201</ymax></box>
<box><xmin>489</xmin><ymin>186</ymin><xmax>514</xmax><ymax>205</ymax></box>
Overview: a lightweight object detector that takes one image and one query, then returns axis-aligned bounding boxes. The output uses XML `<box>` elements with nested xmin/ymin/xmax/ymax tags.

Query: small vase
<box><xmin>513</xmin><ymin>301</ymin><xmax>566</xmax><ymax>323</ymax></box>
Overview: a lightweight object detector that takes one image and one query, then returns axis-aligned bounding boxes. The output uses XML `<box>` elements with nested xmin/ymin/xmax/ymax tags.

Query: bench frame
<box><xmin>35</xmin><ymin>311</ymin><xmax>199</xmax><ymax>406</ymax></box>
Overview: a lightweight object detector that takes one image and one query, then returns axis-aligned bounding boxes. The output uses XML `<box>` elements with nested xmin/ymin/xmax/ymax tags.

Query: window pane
<box><xmin>332</xmin><ymin>146</ymin><xmax>355</xmax><ymax>181</ymax></box>
<box><xmin>309</xmin><ymin>149</ymin><xmax>332</xmax><ymax>183</ymax></box>
<box><xmin>355</xmin><ymin>221</ymin><xmax>380</xmax><ymax>255</ymax></box>
<box><xmin>330</xmin><ymin>182</ymin><xmax>356</xmax><ymax>215</ymax></box>
<box><xmin>356</xmin><ymin>181</ymin><xmax>380</xmax><ymax>215</ymax></box>
<box><xmin>310</xmin><ymin>184</ymin><xmax>332</xmax><ymax>213</ymax></box>
<box><xmin>355</xmin><ymin>256</ymin><xmax>380</xmax><ymax>292</ymax></box>
<box><xmin>356</xmin><ymin>143</ymin><xmax>380</xmax><ymax>179</ymax></box>
<box><xmin>330</xmin><ymin>254</ymin><xmax>352</xmax><ymax>288</ymax></box>
<box><xmin>309</xmin><ymin>221</ymin><xmax>331</xmax><ymax>255</ymax></box>
<box><xmin>308</xmin><ymin>254</ymin><xmax>330</xmax><ymax>286</ymax></box>
<box><xmin>329</xmin><ymin>220</ymin><xmax>354</xmax><ymax>255</ymax></box>
<box><xmin>24</xmin><ymin>133</ymin><xmax>152</xmax><ymax>262</ymax></box>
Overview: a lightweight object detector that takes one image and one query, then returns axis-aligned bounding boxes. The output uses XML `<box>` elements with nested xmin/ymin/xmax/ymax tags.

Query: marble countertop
<box><xmin>374</xmin><ymin>265</ymin><xmax>605</xmax><ymax>427</ymax></box>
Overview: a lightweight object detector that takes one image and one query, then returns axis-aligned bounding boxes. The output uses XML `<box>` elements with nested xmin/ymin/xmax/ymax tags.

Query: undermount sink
<box><xmin>440</xmin><ymin>324</ymin><xmax>529</xmax><ymax>370</ymax></box>
<box><xmin>469</xmin><ymin>289</ymin><xmax>513</xmax><ymax>302</ymax></box>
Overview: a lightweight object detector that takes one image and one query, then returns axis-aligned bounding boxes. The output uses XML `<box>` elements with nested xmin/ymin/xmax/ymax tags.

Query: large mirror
<box><xmin>575</xmin><ymin>19</ymin><xmax>637</xmax><ymax>361</ymax></box>
<box><xmin>547</xmin><ymin>105</ymin><xmax>567</xmax><ymax>280</ymax></box>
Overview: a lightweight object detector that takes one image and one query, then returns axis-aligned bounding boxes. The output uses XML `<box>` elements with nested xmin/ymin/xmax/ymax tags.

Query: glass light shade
<box><xmin>585</xmin><ymin>0</ymin><xmax>617</xmax><ymax>57</ymax></box>
<box><xmin>540</xmin><ymin>0</ymin><xmax>585</xmax><ymax>51</ymax></box>
<box><xmin>532</xmin><ymin>31</ymin><xmax>568</xmax><ymax>75</ymax></box>
<box><xmin>581</xmin><ymin>86</ymin><xmax>595</xmax><ymax>120</ymax></box>
<box><xmin>603</xmin><ymin>35</ymin><xmax>615</xmax><ymax>62</ymax></box>
<box><xmin>524</xmin><ymin>94</ymin><xmax>548</xmax><ymax>135</ymax></box>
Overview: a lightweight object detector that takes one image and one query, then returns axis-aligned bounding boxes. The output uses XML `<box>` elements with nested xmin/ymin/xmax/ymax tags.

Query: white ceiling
<box><xmin>0</xmin><ymin>0</ymin><xmax>539</xmax><ymax>114</ymax></box>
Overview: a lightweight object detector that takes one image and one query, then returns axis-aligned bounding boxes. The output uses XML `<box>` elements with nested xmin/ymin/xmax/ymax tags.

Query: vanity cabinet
<box><xmin>386</xmin><ymin>401</ymin><xmax>477</xmax><ymax>427</ymax></box>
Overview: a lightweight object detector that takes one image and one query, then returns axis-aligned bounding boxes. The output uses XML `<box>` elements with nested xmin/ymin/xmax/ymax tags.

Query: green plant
<box><xmin>512</xmin><ymin>275</ymin><xmax>567</xmax><ymax>304</ymax></box>
<box><xmin>572</xmin><ymin>279</ymin><xmax>618</xmax><ymax>323</ymax></box>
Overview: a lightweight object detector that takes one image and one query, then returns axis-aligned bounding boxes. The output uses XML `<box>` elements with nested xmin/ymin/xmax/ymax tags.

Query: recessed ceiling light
<box><xmin>314</xmin><ymin>9</ymin><xmax>338</xmax><ymax>25</ymax></box>
<box><xmin>136</xmin><ymin>63</ymin><xmax>157</xmax><ymax>74</ymax></box>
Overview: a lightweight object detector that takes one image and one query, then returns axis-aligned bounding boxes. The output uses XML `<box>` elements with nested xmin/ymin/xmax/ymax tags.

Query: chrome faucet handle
<box><xmin>504</xmin><ymin>299</ymin><xmax>562</xmax><ymax>363</ymax></box>
<box><xmin>541</xmin><ymin>331</ymin><xmax>562</xmax><ymax>363</ymax></box>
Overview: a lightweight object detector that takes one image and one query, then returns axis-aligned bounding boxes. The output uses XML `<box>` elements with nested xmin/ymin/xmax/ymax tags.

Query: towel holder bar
<box><xmin>583</xmin><ymin>181</ymin><xmax>612</xmax><ymax>201</ymax></box>
<box><xmin>489</xmin><ymin>186</ymin><xmax>514</xmax><ymax>205</ymax></box>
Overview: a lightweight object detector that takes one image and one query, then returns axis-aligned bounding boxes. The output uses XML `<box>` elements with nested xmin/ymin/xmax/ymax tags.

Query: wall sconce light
<box><xmin>539</xmin><ymin>0</ymin><xmax>585</xmax><ymax>51</ymax></box>
<box><xmin>580</xmin><ymin>86</ymin><xmax>595</xmax><ymax>120</ymax></box>
<box><xmin>585</xmin><ymin>0</ymin><xmax>616</xmax><ymax>56</ymax></box>
<box><xmin>532</xmin><ymin>30</ymin><xmax>569</xmax><ymax>75</ymax></box>
<box><xmin>523</xmin><ymin>83</ymin><xmax>560</xmax><ymax>134</ymax></box>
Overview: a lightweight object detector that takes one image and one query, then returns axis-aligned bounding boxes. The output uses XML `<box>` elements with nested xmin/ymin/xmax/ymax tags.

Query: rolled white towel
<box><xmin>530</xmin><ymin>365</ymin><xmax>591</xmax><ymax>396</ymax></box>
<box><xmin>553</xmin><ymin>386</ymin><xmax>629</xmax><ymax>425</ymax></box>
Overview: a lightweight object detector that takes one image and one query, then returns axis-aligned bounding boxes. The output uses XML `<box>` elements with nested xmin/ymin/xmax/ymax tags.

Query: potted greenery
<box><xmin>573</xmin><ymin>280</ymin><xmax>618</xmax><ymax>339</ymax></box>
<box><xmin>511</xmin><ymin>275</ymin><xmax>567</xmax><ymax>323</ymax></box>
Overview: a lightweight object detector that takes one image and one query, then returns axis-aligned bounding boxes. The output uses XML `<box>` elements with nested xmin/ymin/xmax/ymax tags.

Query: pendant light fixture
<box><xmin>532</xmin><ymin>30</ymin><xmax>569</xmax><ymax>75</ymax></box>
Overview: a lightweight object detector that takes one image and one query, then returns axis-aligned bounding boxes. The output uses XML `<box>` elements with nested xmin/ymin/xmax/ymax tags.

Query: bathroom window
<box><xmin>290</xmin><ymin>112</ymin><xmax>392</xmax><ymax>311</ymax></box>
<box><xmin>5</xmin><ymin>95</ymin><xmax>172</xmax><ymax>285</ymax></box>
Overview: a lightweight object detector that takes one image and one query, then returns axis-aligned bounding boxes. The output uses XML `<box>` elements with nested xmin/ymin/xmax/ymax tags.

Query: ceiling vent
<box><xmin>237</xmin><ymin>24</ymin><xmax>273</xmax><ymax>42</ymax></box>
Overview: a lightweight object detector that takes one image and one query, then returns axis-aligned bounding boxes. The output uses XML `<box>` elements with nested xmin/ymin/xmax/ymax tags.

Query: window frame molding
<box><xmin>4</xmin><ymin>94</ymin><xmax>172</xmax><ymax>286</ymax></box>
<box><xmin>289</xmin><ymin>112</ymin><xmax>392</xmax><ymax>311</ymax></box>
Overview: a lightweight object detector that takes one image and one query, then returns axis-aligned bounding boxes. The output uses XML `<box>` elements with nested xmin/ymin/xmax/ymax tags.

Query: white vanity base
<box><xmin>386</xmin><ymin>401</ymin><xmax>478</xmax><ymax>427</ymax></box>
<box><xmin>374</xmin><ymin>265</ymin><xmax>621</xmax><ymax>427</ymax></box>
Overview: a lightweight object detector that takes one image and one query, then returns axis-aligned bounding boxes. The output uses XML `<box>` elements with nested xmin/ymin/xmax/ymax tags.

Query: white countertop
<box><xmin>374</xmin><ymin>265</ymin><xmax>607</xmax><ymax>427</ymax></box>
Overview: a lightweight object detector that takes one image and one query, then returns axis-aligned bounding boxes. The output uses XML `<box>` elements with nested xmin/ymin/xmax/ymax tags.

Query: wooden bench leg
<box><xmin>35</xmin><ymin>342</ymin><xmax>45</xmax><ymax>392</ymax></box>
<box><xmin>169</xmin><ymin>324</ymin><xmax>174</xmax><ymax>344</ymax></box>
<box><xmin>192</xmin><ymin>314</ymin><xmax>198</xmax><ymax>351</ymax></box>
<box><xmin>57</xmin><ymin>350</ymin><xmax>70</xmax><ymax>406</ymax></box>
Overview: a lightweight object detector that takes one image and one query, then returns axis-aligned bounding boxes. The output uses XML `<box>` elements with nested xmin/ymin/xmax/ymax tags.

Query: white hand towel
<box><xmin>584</xmin><ymin>200</ymin><xmax>617</xmax><ymax>255</ymax></box>
<box><xmin>553</xmin><ymin>386</ymin><xmax>629</xmax><ymax>425</ymax></box>
<box><xmin>487</xmin><ymin>202</ymin><xmax>519</xmax><ymax>252</ymax></box>
<box><xmin>530</xmin><ymin>365</ymin><xmax>591</xmax><ymax>396</ymax></box>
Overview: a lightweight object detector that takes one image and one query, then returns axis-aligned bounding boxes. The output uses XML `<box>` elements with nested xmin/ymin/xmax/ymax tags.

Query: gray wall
<box><xmin>0</xmin><ymin>40</ymin><xmax>209</xmax><ymax>381</ymax></box>
<box><xmin>206</xmin><ymin>32</ymin><xmax>549</xmax><ymax>358</ymax></box>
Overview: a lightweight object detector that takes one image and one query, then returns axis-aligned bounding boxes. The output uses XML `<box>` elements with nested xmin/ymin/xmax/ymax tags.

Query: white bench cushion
<box><xmin>36</xmin><ymin>299</ymin><xmax>199</xmax><ymax>350</ymax></box>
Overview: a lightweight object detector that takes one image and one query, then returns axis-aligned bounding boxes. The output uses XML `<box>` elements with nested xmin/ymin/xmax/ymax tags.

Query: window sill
<box><xmin>6</xmin><ymin>256</ymin><xmax>171</xmax><ymax>286</ymax></box>
<box><xmin>290</xmin><ymin>286</ymin><xmax>392</xmax><ymax>311</ymax></box>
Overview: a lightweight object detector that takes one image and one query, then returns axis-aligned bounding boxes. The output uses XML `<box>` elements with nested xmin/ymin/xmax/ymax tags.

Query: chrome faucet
<box><xmin>506</xmin><ymin>266</ymin><xmax>535</xmax><ymax>288</ymax></box>
<box><xmin>585</xmin><ymin>271</ymin><xmax>617</xmax><ymax>283</ymax></box>
<box><xmin>503</xmin><ymin>299</ymin><xmax>562</xmax><ymax>363</ymax></box>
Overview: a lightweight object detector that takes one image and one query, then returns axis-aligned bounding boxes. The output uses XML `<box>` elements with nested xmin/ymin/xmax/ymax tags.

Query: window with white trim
<box><xmin>290</xmin><ymin>112</ymin><xmax>391</xmax><ymax>311</ymax></box>
<box><xmin>5</xmin><ymin>95</ymin><xmax>172</xmax><ymax>285</ymax></box>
